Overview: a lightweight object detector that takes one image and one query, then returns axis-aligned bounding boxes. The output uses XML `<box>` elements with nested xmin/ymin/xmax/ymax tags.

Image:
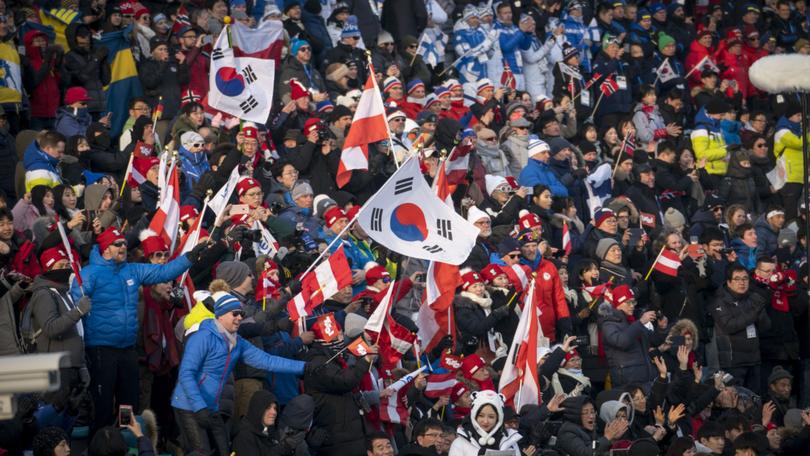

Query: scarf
<box><xmin>143</xmin><ymin>285</ymin><xmax>181</xmax><ymax>375</ymax></box>
<box><xmin>753</xmin><ymin>270</ymin><xmax>795</xmax><ymax>312</ymax></box>
<box><xmin>215</xmin><ymin>318</ymin><xmax>238</xmax><ymax>351</ymax></box>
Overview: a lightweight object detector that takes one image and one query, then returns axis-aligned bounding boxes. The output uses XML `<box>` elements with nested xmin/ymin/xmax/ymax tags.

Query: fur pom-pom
<box><xmin>750</xmin><ymin>55</ymin><xmax>810</xmax><ymax>93</ymax></box>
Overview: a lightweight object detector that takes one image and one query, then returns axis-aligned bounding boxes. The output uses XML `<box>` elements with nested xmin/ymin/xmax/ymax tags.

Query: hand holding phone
<box><xmin>118</xmin><ymin>404</ymin><xmax>133</xmax><ymax>427</ymax></box>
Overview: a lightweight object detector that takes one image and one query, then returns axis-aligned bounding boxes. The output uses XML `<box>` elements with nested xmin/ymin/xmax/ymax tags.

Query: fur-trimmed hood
<box><xmin>668</xmin><ymin>318</ymin><xmax>700</xmax><ymax>351</ymax></box>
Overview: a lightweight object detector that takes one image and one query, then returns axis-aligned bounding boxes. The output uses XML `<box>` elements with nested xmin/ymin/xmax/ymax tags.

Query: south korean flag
<box><xmin>208</xmin><ymin>26</ymin><xmax>275</xmax><ymax>123</ymax></box>
<box><xmin>358</xmin><ymin>157</ymin><xmax>480</xmax><ymax>265</ymax></box>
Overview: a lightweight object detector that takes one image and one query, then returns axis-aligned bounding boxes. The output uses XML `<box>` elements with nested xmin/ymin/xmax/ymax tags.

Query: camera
<box><xmin>574</xmin><ymin>335</ymin><xmax>590</xmax><ymax>347</ymax></box>
<box><xmin>316</xmin><ymin>121</ymin><xmax>335</xmax><ymax>142</ymax></box>
<box><xmin>0</xmin><ymin>352</ymin><xmax>67</xmax><ymax>420</ymax></box>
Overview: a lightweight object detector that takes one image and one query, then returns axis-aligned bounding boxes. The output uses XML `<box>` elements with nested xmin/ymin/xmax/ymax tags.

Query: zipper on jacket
<box><xmin>215</xmin><ymin>336</ymin><xmax>232</xmax><ymax>405</ymax></box>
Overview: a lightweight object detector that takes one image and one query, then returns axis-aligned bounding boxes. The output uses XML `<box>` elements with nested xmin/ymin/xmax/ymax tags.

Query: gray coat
<box><xmin>0</xmin><ymin>282</ymin><xmax>27</xmax><ymax>356</ymax></box>
<box><xmin>29</xmin><ymin>276</ymin><xmax>85</xmax><ymax>368</ymax></box>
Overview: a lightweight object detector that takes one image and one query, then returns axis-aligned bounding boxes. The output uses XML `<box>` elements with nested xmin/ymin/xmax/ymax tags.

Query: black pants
<box><xmin>174</xmin><ymin>408</ymin><xmax>230</xmax><ymax>456</ymax></box>
<box><xmin>85</xmin><ymin>346</ymin><xmax>139</xmax><ymax>432</ymax></box>
<box><xmin>726</xmin><ymin>365</ymin><xmax>762</xmax><ymax>395</ymax></box>
<box><xmin>780</xmin><ymin>183</ymin><xmax>803</xmax><ymax>223</ymax></box>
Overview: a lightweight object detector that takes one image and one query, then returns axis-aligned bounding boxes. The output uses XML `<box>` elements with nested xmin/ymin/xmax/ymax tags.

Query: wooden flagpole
<box><xmin>644</xmin><ymin>245</ymin><xmax>667</xmax><ymax>281</ymax></box>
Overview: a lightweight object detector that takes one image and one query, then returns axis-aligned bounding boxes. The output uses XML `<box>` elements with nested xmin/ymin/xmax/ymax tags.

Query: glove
<box><xmin>186</xmin><ymin>242</ymin><xmax>208</xmax><ymax>262</ymax></box>
<box><xmin>77</xmin><ymin>296</ymin><xmax>92</xmax><ymax>315</ymax></box>
<box><xmin>79</xmin><ymin>367</ymin><xmax>91</xmax><ymax>388</ymax></box>
<box><xmin>493</xmin><ymin>305</ymin><xmax>510</xmax><ymax>318</ymax></box>
<box><xmin>304</xmin><ymin>360</ymin><xmax>322</xmax><ymax>376</ymax></box>
<box><xmin>94</xmin><ymin>45</ymin><xmax>109</xmax><ymax>60</ymax></box>
<box><xmin>280</xmin><ymin>430</ymin><xmax>307</xmax><ymax>451</ymax></box>
<box><xmin>438</xmin><ymin>335</ymin><xmax>454</xmax><ymax>351</ymax></box>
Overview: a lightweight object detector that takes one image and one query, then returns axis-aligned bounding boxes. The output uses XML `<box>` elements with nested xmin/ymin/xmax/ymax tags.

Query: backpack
<box><xmin>19</xmin><ymin>288</ymin><xmax>68</xmax><ymax>354</ymax></box>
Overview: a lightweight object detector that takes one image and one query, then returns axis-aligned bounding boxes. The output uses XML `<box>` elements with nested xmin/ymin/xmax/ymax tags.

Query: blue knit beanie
<box><xmin>290</xmin><ymin>38</ymin><xmax>310</xmax><ymax>56</ymax></box>
<box><xmin>213</xmin><ymin>292</ymin><xmax>242</xmax><ymax>318</ymax></box>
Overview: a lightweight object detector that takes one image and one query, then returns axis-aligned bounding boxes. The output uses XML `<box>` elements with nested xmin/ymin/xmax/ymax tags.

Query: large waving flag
<box><xmin>499</xmin><ymin>279</ymin><xmax>544</xmax><ymax>409</ymax></box>
<box><xmin>357</xmin><ymin>157</ymin><xmax>480</xmax><ymax>264</ymax></box>
<box><xmin>38</xmin><ymin>8</ymin><xmax>80</xmax><ymax>49</ymax></box>
<box><xmin>416</xmin><ymin>29</ymin><xmax>446</xmax><ymax>67</ymax></box>
<box><xmin>336</xmin><ymin>68</ymin><xmax>389</xmax><ymax>188</ymax></box>
<box><xmin>208</xmin><ymin>25</ymin><xmax>275</xmax><ymax>123</ymax></box>
<box><xmin>98</xmin><ymin>25</ymin><xmax>143</xmax><ymax>136</ymax></box>
<box><xmin>148</xmin><ymin>160</ymin><xmax>180</xmax><ymax>252</ymax></box>
<box><xmin>286</xmin><ymin>247</ymin><xmax>353</xmax><ymax>320</ymax></box>
<box><xmin>228</xmin><ymin>20</ymin><xmax>285</xmax><ymax>64</ymax></box>
<box><xmin>0</xmin><ymin>41</ymin><xmax>21</xmax><ymax>104</ymax></box>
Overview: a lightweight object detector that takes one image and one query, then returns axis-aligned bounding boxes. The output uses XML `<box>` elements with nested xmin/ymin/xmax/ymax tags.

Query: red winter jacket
<box><xmin>684</xmin><ymin>40</ymin><xmax>715</xmax><ymax>89</ymax></box>
<box><xmin>533</xmin><ymin>258</ymin><xmax>571</xmax><ymax>342</ymax></box>
<box><xmin>718</xmin><ymin>49</ymin><xmax>752</xmax><ymax>98</ymax></box>
<box><xmin>180</xmin><ymin>45</ymin><xmax>210</xmax><ymax>98</ymax></box>
<box><xmin>23</xmin><ymin>30</ymin><xmax>61</xmax><ymax>119</ymax></box>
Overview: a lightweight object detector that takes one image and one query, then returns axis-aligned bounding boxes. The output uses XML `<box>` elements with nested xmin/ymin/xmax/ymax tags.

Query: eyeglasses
<box><xmin>181</xmin><ymin>34</ymin><xmax>197</xmax><ymax>39</ymax></box>
<box><xmin>755</xmin><ymin>142</ymin><xmax>767</xmax><ymax>148</ymax></box>
<box><xmin>282</xmin><ymin>170</ymin><xmax>299</xmax><ymax>177</ymax></box>
<box><xmin>112</xmin><ymin>241</ymin><xmax>127</xmax><ymax>248</ymax></box>
<box><xmin>132</xmin><ymin>106</ymin><xmax>151</xmax><ymax>112</ymax></box>
<box><xmin>408</xmin><ymin>44</ymin><xmax>418</xmax><ymax>49</ymax></box>
<box><xmin>231</xmin><ymin>310</ymin><xmax>246</xmax><ymax>318</ymax></box>
<box><xmin>244</xmin><ymin>190</ymin><xmax>264</xmax><ymax>198</ymax></box>
<box><xmin>731</xmin><ymin>276</ymin><xmax>749</xmax><ymax>283</ymax></box>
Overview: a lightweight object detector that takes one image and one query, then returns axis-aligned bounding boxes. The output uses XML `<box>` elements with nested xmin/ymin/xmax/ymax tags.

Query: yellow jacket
<box><xmin>774</xmin><ymin>125</ymin><xmax>805</xmax><ymax>184</ymax></box>
<box><xmin>690</xmin><ymin>127</ymin><xmax>727</xmax><ymax>176</ymax></box>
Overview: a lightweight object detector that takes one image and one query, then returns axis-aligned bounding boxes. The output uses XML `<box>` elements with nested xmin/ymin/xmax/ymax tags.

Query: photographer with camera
<box><xmin>278</xmin><ymin>181</ymin><xmax>320</xmax><ymax>235</ymax></box>
<box><xmin>287</xmin><ymin>118</ymin><xmax>341</xmax><ymax>198</ymax></box>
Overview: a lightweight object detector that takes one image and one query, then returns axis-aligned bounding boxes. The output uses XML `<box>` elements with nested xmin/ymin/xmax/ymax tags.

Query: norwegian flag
<box><xmin>499</xmin><ymin>279</ymin><xmax>543</xmax><ymax>409</ymax></box>
<box><xmin>286</xmin><ymin>246</ymin><xmax>353</xmax><ymax>320</ymax></box>
<box><xmin>584</xmin><ymin>72</ymin><xmax>602</xmax><ymax>90</ymax></box>
<box><xmin>180</xmin><ymin>90</ymin><xmax>201</xmax><ymax>106</ymax></box>
<box><xmin>501</xmin><ymin>60</ymin><xmax>517</xmax><ymax>90</ymax></box>
<box><xmin>379</xmin><ymin>387</ymin><xmax>410</xmax><ymax>424</ymax></box>
<box><xmin>653</xmin><ymin>248</ymin><xmax>682</xmax><ymax>277</ymax></box>
<box><xmin>562</xmin><ymin>221</ymin><xmax>572</xmax><ymax>257</ymax></box>
<box><xmin>502</xmin><ymin>264</ymin><xmax>531</xmax><ymax>293</ymax></box>
<box><xmin>443</xmin><ymin>137</ymin><xmax>474</xmax><ymax>191</ymax></box>
<box><xmin>148</xmin><ymin>159</ymin><xmax>180</xmax><ymax>252</ymax></box>
<box><xmin>171</xmin><ymin>5</ymin><xmax>191</xmax><ymax>35</ymax></box>
<box><xmin>599</xmin><ymin>75</ymin><xmax>620</xmax><ymax>96</ymax></box>
<box><xmin>660</xmin><ymin>189</ymin><xmax>687</xmax><ymax>201</ymax></box>
<box><xmin>424</xmin><ymin>372</ymin><xmax>457</xmax><ymax>398</ymax></box>
<box><xmin>336</xmin><ymin>68</ymin><xmax>389</xmax><ymax>188</ymax></box>
<box><xmin>622</xmin><ymin>132</ymin><xmax>636</xmax><ymax>158</ymax></box>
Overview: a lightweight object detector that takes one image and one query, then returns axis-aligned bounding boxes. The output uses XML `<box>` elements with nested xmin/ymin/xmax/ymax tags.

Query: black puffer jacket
<box><xmin>555</xmin><ymin>396</ymin><xmax>613</xmax><ymax>456</ymax></box>
<box><xmin>302</xmin><ymin>344</ymin><xmax>369</xmax><ymax>456</ymax></box>
<box><xmin>232</xmin><ymin>390</ymin><xmax>296</xmax><ymax>456</ymax></box>
<box><xmin>718</xmin><ymin>153</ymin><xmax>760</xmax><ymax>214</ymax></box>
<box><xmin>710</xmin><ymin>285</ymin><xmax>770</xmax><ymax>369</ymax></box>
<box><xmin>454</xmin><ymin>291</ymin><xmax>510</xmax><ymax>351</ymax></box>
<box><xmin>61</xmin><ymin>23</ymin><xmax>111</xmax><ymax>113</ymax></box>
<box><xmin>137</xmin><ymin>57</ymin><xmax>189</xmax><ymax>120</ymax></box>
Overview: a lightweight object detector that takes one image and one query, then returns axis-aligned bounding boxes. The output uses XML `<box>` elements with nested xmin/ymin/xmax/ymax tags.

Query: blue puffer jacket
<box><xmin>54</xmin><ymin>106</ymin><xmax>92</xmax><ymax>138</ymax></box>
<box><xmin>71</xmin><ymin>247</ymin><xmax>191</xmax><ymax>348</ymax></box>
<box><xmin>23</xmin><ymin>140</ymin><xmax>62</xmax><ymax>193</ymax></box>
<box><xmin>518</xmin><ymin>159</ymin><xmax>569</xmax><ymax>197</ymax></box>
<box><xmin>178</xmin><ymin>145</ymin><xmax>210</xmax><ymax>199</ymax></box>
<box><xmin>731</xmin><ymin>238</ymin><xmax>757</xmax><ymax>271</ymax></box>
<box><xmin>172</xmin><ymin>318</ymin><xmax>305</xmax><ymax>412</ymax></box>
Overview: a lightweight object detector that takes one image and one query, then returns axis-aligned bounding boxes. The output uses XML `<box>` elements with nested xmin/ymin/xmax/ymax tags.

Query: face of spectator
<box><xmin>603</xmin><ymin>127</ymin><xmax>618</xmax><ymax>145</ymax></box>
<box><xmin>601</xmin><ymin>216</ymin><xmax>618</xmax><ymax>235</ymax></box>
<box><xmin>43</xmin><ymin>191</ymin><xmax>54</xmax><ymax>209</ymax></box>
<box><xmin>180</xmin><ymin>30</ymin><xmax>198</xmax><ymax>49</ymax></box>
<box><xmin>240</xmin><ymin>186</ymin><xmax>263</xmax><ymax>208</ymax></box>
<box><xmin>502</xmin><ymin>249</ymin><xmax>520</xmax><ymax>266</ymax></box>
<box><xmin>242</xmin><ymin>137</ymin><xmax>258</xmax><ymax>157</ymax></box>
<box><xmin>43</xmin><ymin>141</ymin><xmax>65</xmax><ymax>160</ymax></box>
<box><xmin>492</xmin><ymin>274</ymin><xmax>510</xmax><ymax>288</ymax></box>
<box><xmin>211</xmin><ymin>0</ymin><xmax>228</xmax><ymax>19</ymax></box>
<box><xmin>287</xmin><ymin>5</ymin><xmax>302</xmax><ymax>20</ymax></box>
<box><xmin>496</xmin><ymin>5</ymin><xmax>512</xmax><ymax>23</ymax></box>
<box><xmin>137</xmin><ymin>13</ymin><xmax>150</xmax><ymax>26</ymax></box>
<box><xmin>679</xmin><ymin>150</ymin><xmax>695</xmax><ymax>170</ymax></box>
<box><xmin>639</xmin><ymin>17</ymin><xmax>652</xmax><ymax>30</ymax></box>
<box><xmin>533</xmin><ymin>189</ymin><xmax>552</xmax><ymax>210</ymax></box>
<box><xmin>389</xmin><ymin>116</ymin><xmax>405</xmax><ymax>134</ymax></box>
<box><xmin>104</xmin><ymin>238</ymin><xmax>128</xmax><ymax>263</ymax></box>
<box><xmin>631</xmin><ymin>389</ymin><xmax>647</xmax><ymax>412</ymax></box>
<box><xmin>195</xmin><ymin>10</ymin><xmax>210</xmax><ymax>29</ymax></box>
<box><xmin>639</xmin><ymin>170</ymin><xmax>655</xmax><ymax>187</ymax></box>
<box><xmin>330</xmin><ymin>216</ymin><xmax>349</xmax><ymax>236</ymax></box>
<box><xmin>604</xmin><ymin>244</ymin><xmax>622</xmax><ymax>264</ymax></box>
<box><xmin>730</xmin><ymin>209</ymin><xmax>747</xmax><ymax>227</ymax></box>
<box><xmin>262</xmin><ymin>403</ymin><xmax>277</xmax><ymax>426</ymax></box>
<box><xmin>473</xmin><ymin>217</ymin><xmax>491</xmax><ymax>238</ymax></box>
<box><xmin>698</xmin><ymin>34</ymin><xmax>713</xmax><ymax>48</ymax></box>
<box><xmin>580</xmin><ymin>264</ymin><xmax>598</xmax><ymax>285</ymax></box>
<box><xmin>277</xmin><ymin>165</ymin><xmax>298</xmax><ymax>189</ymax></box>
<box><xmin>110</xmin><ymin>12</ymin><xmax>122</xmax><ymax>26</ymax></box>
<box><xmin>475</xmin><ymin>404</ymin><xmax>499</xmax><ymax>433</ymax></box>
<box><xmin>700</xmin><ymin>436</ymin><xmax>725</xmax><ymax>454</ymax></box>
<box><xmin>521</xmin><ymin>242</ymin><xmax>538</xmax><ymax>261</ymax></box>
<box><xmin>53</xmin><ymin>439</ymin><xmax>70</xmax><ymax>456</ymax></box>
<box><xmin>543</xmin><ymin>120</ymin><xmax>561</xmax><ymax>137</ymax></box>
<box><xmin>62</xmin><ymin>187</ymin><xmax>77</xmax><ymax>209</ymax></box>
<box><xmin>416</xmin><ymin>426</ymin><xmax>442</xmax><ymax>449</ymax></box>
<box><xmin>666</xmin><ymin>233</ymin><xmax>683</xmax><ymax>252</ymax></box>
<box><xmin>755</xmin><ymin>261</ymin><xmax>776</xmax><ymax>282</ymax></box>
<box><xmin>727</xmin><ymin>270</ymin><xmax>750</xmax><ymax>294</ymax></box>
<box><xmin>581</xmin><ymin>403</ymin><xmax>597</xmax><ymax>430</ymax></box>
<box><xmin>32</xmin><ymin>34</ymin><xmax>47</xmax><ymax>51</ymax></box>
<box><xmin>467</xmin><ymin>282</ymin><xmax>485</xmax><ymax>297</ymax></box>
<box><xmin>146</xmin><ymin>164</ymin><xmax>160</xmax><ymax>186</ymax></box>
<box><xmin>295</xmin><ymin>193</ymin><xmax>313</xmax><ymax>209</ymax></box>
<box><xmin>615</xmin><ymin>210</ymin><xmax>629</xmax><ymax>230</ymax></box>
<box><xmin>617</xmin><ymin>297</ymin><xmax>635</xmax><ymax>316</ymax></box>
<box><xmin>189</xmin><ymin>107</ymin><xmax>205</xmax><ymax>127</ymax></box>
<box><xmin>217</xmin><ymin>308</ymin><xmax>244</xmax><ymax>333</ymax></box>
<box><xmin>148</xmin><ymin>250</ymin><xmax>168</xmax><ymax>264</ymax></box>
<box><xmin>0</xmin><ymin>216</ymin><xmax>11</xmax><ymax>241</ymax></box>
<box><xmin>296</xmin><ymin>44</ymin><xmax>311</xmax><ymax>64</ymax></box>
<box><xmin>388</xmin><ymin>85</ymin><xmax>404</xmax><ymax>100</ymax></box>
<box><xmin>129</xmin><ymin>101</ymin><xmax>151</xmax><ymax>120</ymax></box>
<box><xmin>770</xmin><ymin>377</ymin><xmax>792</xmax><ymax>400</ymax></box>
<box><xmin>768</xmin><ymin>212</ymin><xmax>785</xmax><ymax>230</ymax></box>
<box><xmin>778</xmin><ymin>3</ymin><xmax>791</xmax><ymax>20</ymax></box>
<box><xmin>741</xmin><ymin>228</ymin><xmax>758</xmax><ymax>248</ymax></box>
<box><xmin>743</xmin><ymin>10</ymin><xmax>759</xmax><ymax>24</ymax></box>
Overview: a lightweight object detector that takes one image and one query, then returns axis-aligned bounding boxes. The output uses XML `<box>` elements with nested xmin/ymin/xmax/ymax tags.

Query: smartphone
<box><xmin>118</xmin><ymin>404</ymin><xmax>133</xmax><ymax>427</ymax></box>
<box><xmin>670</xmin><ymin>335</ymin><xmax>685</xmax><ymax>347</ymax></box>
<box><xmin>229</xmin><ymin>204</ymin><xmax>250</xmax><ymax>216</ymax></box>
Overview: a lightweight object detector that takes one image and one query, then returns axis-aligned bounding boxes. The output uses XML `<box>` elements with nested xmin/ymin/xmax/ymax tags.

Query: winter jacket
<box><xmin>653</xmin><ymin>158</ymin><xmax>692</xmax><ymax>217</ymax></box>
<box><xmin>231</xmin><ymin>390</ymin><xmax>292</xmax><ymax>456</ymax></box>
<box><xmin>719</xmin><ymin>156</ymin><xmax>761</xmax><ymax>214</ymax></box>
<box><xmin>711</xmin><ymin>286</ymin><xmax>770</xmax><ymax>369</ymax></box>
<box><xmin>476</xmin><ymin>140</ymin><xmax>510</xmax><ymax>177</ymax></box>
<box><xmin>518</xmin><ymin>159</ymin><xmax>569</xmax><ymax>197</ymax></box>
<box><xmin>70</xmin><ymin>247</ymin><xmax>191</xmax><ymax>348</ymax></box>
<box><xmin>690</xmin><ymin>108</ymin><xmax>727</xmax><ymax>176</ymax></box>
<box><xmin>453</xmin><ymin>21</ymin><xmax>492</xmax><ymax>84</ymax></box>
<box><xmin>345</xmin><ymin>0</ymin><xmax>382</xmax><ymax>45</ymax></box>
<box><xmin>23</xmin><ymin>140</ymin><xmax>62</xmax><ymax>193</ymax></box>
<box><xmin>597</xmin><ymin>303</ymin><xmax>655</xmax><ymax>386</ymax></box>
<box><xmin>774</xmin><ymin>116</ymin><xmax>805</xmax><ymax>185</ymax></box>
<box><xmin>0</xmin><ymin>283</ymin><xmax>27</xmax><ymax>356</ymax></box>
<box><xmin>503</xmin><ymin>134</ymin><xmax>529</xmax><ymax>176</ymax></box>
<box><xmin>449</xmin><ymin>419</ymin><xmax>521</xmax><ymax>456</ymax></box>
<box><xmin>684</xmin><ymin>40</ymin><xmax>714</xmax><ymax>88</ymax></box>
<box><xmin>381</xmin><ymin>0</ymin><xmax>428</xmax><ymax>43</ymax></box>
<box><xmin>179</xmin><ymin>45</ymin><xmax>209</xmax><ymax>97</ymax></box>
<box><xmin>489</xmin><ymin>20</ymin><xmax>533</xmax><ymax>85</ymax></box>
<box><xmin>632</xmin><ymin>103</ymin><xmax>667</xmax><ymax>144</ymax></box>
<box><xmin>302</xmin><ymin>344</ymin><xmax>369</xmax><ymax>455</ymax></box>
<box><xmin>287</xmin><ymin>141</ymin><xmax>340</xmax><ymax>197</ymax></box>
<box><xmin>754</xmin><ymin>281</ymin><xmax>804</xmax><ymax>363</ymax></box>
<box><xmin>22</xmin><ymin>30</ymin><xmax>61</xmax><ymax>119</ymax></box>
<box><xmin>717</xmin><ymin>51</ymin><xmax>751</xmax><ymax>99</ymax></box>
<box><xmin>731</xmin><ymin>238</ymin><xmax>758</xmax><ymax>271</ymax></box>
<box><xmin>522</xmin><ymin>34</ymin><xmax>557</xmax><ymax>100</ymax></box>
<box><xmin>278</xmin><ymin>57</ymin><xmax>327</xmax><ymax>100</ymax></box>
<box><xmin>61</xmin><ymin>23</ymin><xmax>111</xmax><ymax>113</ymax></box>
<box><xmin>534</xmin><ymin>258</ymin><xmax>572</xmax><ymax>342</ymax></box>
<box><xmin>28</xmin><ymin>275</ymin><xmax>85</xmax><ymax>368</ymax></box>
<box><xmin>556</xmin><ymin>421</ymin><xmax>612</xmax><ymax>456</ymax></box>
<box><xmin>178</xmin><ymin>145</ymin><xmax>210</xmax><ymax>199</ymax></box>
<box><xmin>591</xmin><ymin>52</ymin><xmax>632</xmax><ymax>118</ymax></box>
<box><xmin>54</xmin><ymin>106</ymin><xmax>92</xmax><ymax>138</ymax></box>
<box><xmin>754</xmin><ymin>214</ymin><xmax>780</xmax><ymax>258</ymax></box>
<box><xmin>138</xmin><ymin>57</ymin><xmax>189</xmax><ymax>121</ymax></box>
<box><xmin>279</xmin><ymin>205</ymin><xmax>321</xmax><ymax>238</ymax></box>
<box><xmin>0</xmin><ymin>128</ymin><xmax>15</xmax><ymax>199</ymax></box>
<box><xmin>561</xmin><ymin>12</ymin><xmax>592</xmax><ymax>73</ymax></box>
<box><xmin>454</xmin><ymin>292</ymin><xmax>508</xmax><ymax>350</ymax></box>
<box><xmin>172</xmin><ymin>319</ymin><xmax>305</xmax><ymax>413</ymax></box>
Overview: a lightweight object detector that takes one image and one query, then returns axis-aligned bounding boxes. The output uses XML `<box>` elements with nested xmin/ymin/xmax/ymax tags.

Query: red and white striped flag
<box><xmin>336</xmin><ymin>69</ymin><xmax>389</xmax><ymax>188</ymax></box>
<box><xmin>502</xmin><ymin>264</ymin><xmax>531</xmax><ymax>293</ymax></box>
<box><xmin>501</xmin><ymin>60</ymin><xmax>517</xmax><ymax>90</ymax></box>
<box><xmin>599</xmin><ymin>75</ymin><xmax>620</xmax><ymax>96</ymax></box>
<box><xmin>148</xmin><ymin>159</ymin><xmax>180</xmax><ymax>252</ymax></box>
<box><xmin>562</xmin><ymin>221</ymin><xmax>572</xmax><ymax>256</ymax></box>
<box><xmin>653</xmin><ymin>249</ymin><xmax>682</xmax><ymax>277</ymax></box>
<box><xmin>228</xmin><ymin>20</ymin><xmax>285</xmax><ymax>63</ymax></box>
<box><xmin>379</xmin><ymin>387</ymin><xmax>409</xmax><ymax>424</ymax></box>
<box><xmin>286</xmin><ymin>246</ymin><xmax>353</xmax><ymax>320</ymax></box>
<box><xmin>499</xmin><ymin>279</ymin><xmax>543</xmax><ymax>409</ymax></box>
<box><xmin>582</xmin><ymin>283</ymin><xmax>610</xmax><ymax>300</ymax></box>
<box><xmin>584</xmin><ymin>72</ymin><xmax>602</xmax><ymax>89</ymax></box>
<box><xmin>424</xmin><ymin>372</ymin><xmax>457</xmax><ymax>398</ymax></box>
<box><xmin>444</xmin><ymin>137</ymin><xmax>474</xmax><ymax>186</ymax></box>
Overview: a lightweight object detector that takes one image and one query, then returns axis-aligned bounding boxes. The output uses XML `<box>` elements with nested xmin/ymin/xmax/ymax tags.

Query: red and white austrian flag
<box><xmin>653</xmin><ymin>249</ymin><xmax>682</xmax><ymax>277</ymax></box>
<box><xmin>424</xmin><ymin>372</ymin><xmax>457</xmax><ymax>398</ymax></box>
<box><xmin>286</xmin><ymin>246</ymin><xmax>353</xmax><ymax>320</ymax></box>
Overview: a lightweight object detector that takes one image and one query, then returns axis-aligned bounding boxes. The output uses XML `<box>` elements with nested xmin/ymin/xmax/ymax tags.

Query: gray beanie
<box><xmin>314</xmin><ymin>194</ymin><xmax>337</xmax><ymax>219</ymax></box>
<box><xmin>768</xmin><ymin>365</ymin><xmax>793</xmax><ymax>385</ymax></box>
<box><xmin>596</xmin><ymin>237</ymin><xmax>619</xmax><ymax>260</ymax></box>
<box><xmin>778</xmin><ymin>228</ymin><xmax>798</xmax><ymax>248</ymax></box>
<box><xmin>784</xmin><ymin>408</ymin><xmax>804</xmax><ymax>431</ymax></box>
<box><xmin>663</xmin><ymin>208</ymin><xmax>686</xmax><ymax>231</ymax></box>
<box><xmin>216</xmin><ymin>261</ymin><xmax>252</xmax><ymax>289</ymax></box>
<box><xmin>291</xmin><ymin>181</ymin><xmax>314</xmax><ymax>201</ymax></box>
<box><xmin>344</xmin><ymin>313</ymin><xmax>368</xmax><ymax>339</ymax></box>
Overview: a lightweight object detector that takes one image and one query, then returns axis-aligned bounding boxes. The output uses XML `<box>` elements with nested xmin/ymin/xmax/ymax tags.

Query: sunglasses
<box><xmin>112</xmin><ymin>241</ymin><xmax>127</xmax><ymax>248</ymax></box>
<box><xmin>507</xmin><ymin>253</ymin><xmax>520</xmax><ymax>258</ymax></box>
<box><xmin>151</xmin><ymin>251</ymin><xmax>169</xmax><ymax>259</ymax></box>
<box><xmin>231</xmin><ymin>310</ymin><xmax>246</xmax><ymax>318</ymax></box>
<box><xmin>298</xmin><ymin>47</ymin><xmax>312</xmax><ymax>52</ymax></box>
<box><xmin>191</xmin><ymin>143</ymin><xmax>203</xmax><ymax>148</ymax></box>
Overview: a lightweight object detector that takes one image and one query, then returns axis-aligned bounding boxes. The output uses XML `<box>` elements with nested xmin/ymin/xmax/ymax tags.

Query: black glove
<box><xmin>438</xmin><ymin>335</ymin><xmax>454</xmax><ymax>351</ymax></box>
<box><xmin>186</xmin><ymin>242</ymin><xmax>208</xmax><ymax>262</ymax></box>
<box><xmin>493</xmin><ymin>304</ymin><xmax>510</xmax><ymax>318</ymax></box>
<box><xmin>77</xmin><ymin>296</ymin><xmax>92</xmax><ymax>315</ymax></box>
<box><xmin>287</xmin><ymin>279</ymin><xmax>302</xmax><ymax>296</ymax></box>
<box><xmin>304</xmin><ymin>360</ymin><xmax>322</xmax><ymax>376</ymax></box>
<box><xmin>280</xmin><ymin>430</ymin><xmax>307</xmax><ymax>451</ymax></box>
<box><xmin>572</xmin><ymin>168</ymin><xmax>589</xmax><ymax>179</ymax></box>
